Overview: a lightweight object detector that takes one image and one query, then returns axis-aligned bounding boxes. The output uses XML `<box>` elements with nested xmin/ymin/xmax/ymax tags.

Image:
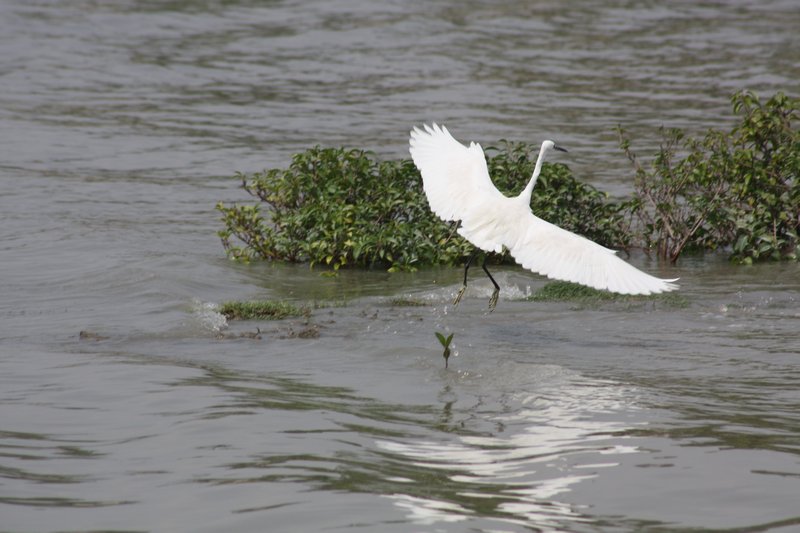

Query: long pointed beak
<box><xmin>553</xmin><ymin>144</ymin><xmax>568</xmax><ymax>152</ymax></box>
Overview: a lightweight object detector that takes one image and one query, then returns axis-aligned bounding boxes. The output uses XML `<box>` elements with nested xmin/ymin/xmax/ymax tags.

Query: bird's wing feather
<box><xmin>507</xmin><ymin>211</ymin><xmax>679</xmax><ymax>295</ymax></box>
<box><xmin>409</xmin><ymin>124</ymin><xmax>505</xmax><ymax>222</ymax></box>
<box><xmin>410</xmin><ymin>123</ymin><xmax>678</xmax><ymax>295</ymax></box>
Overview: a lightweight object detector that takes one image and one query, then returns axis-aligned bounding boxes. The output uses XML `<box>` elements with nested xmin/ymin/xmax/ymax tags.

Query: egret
<box><xmin>408</xmin><ymin>123</ymin><xmax>678</xmax><ymax>310</ymax></box>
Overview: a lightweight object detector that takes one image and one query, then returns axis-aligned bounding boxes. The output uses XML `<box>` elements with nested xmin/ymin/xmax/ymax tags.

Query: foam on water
<box><xmin>190</xmin><ymin>298</ymin><xmax>228</xmax><ymax>333</ymax></box>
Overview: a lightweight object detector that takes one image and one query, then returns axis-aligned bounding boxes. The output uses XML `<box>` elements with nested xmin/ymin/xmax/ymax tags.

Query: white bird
<box><xmin>408</xmin><ymin>123</ymin><xmax>678</xmax><ymax>310</ymax></box>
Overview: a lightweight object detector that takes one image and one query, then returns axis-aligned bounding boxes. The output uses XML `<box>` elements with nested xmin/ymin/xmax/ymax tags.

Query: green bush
<box><xmin>217</xmin><ymin>144</ymin><xmax>628</xmax><ymax>271</ymax></box>
<box><xmin>218</xmin><ymin>91</ymin><xmax>798</xmax><ymax>270</ymax></box>
<box><xmin>217</xmin><ymin>147</ymin><xmax>471</xmax><ymax>271</ymax></box>
<box><xmin>619</xmin><ymin>90</ymin><xmax>799</xmax><ymax>263</ymax></box>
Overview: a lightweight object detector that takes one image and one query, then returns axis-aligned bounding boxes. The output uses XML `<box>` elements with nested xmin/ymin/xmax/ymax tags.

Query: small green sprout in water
<box><xmin>219</xmin><ymin>300</ymin><xmax>308</xmax><ymax>320</ymax></box>
<box><xmin>435</xmin><ymin>331</ymin><xmax>455</xmax><ymax>368</ymax></box>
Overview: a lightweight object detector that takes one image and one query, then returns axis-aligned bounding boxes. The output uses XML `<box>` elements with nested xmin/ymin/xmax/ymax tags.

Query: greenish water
<box><xmin>2</xmin><ymin>1</ymin><xmax>800</xmax><ymax>531</ymax></box>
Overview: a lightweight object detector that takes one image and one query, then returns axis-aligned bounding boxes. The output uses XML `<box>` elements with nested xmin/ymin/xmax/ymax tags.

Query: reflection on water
<box><xmin>170</xmin><ymin>358</ymin><xmax>647</xmax><ymax>530</ymax></box>
<box><xmin>376</xmin><ymin>368</ymin><xmax>643</xmax><ymax>529</ymax></box>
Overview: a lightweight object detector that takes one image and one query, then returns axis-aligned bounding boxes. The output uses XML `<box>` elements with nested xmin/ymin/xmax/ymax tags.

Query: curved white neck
<box><xmin>518</xmin><ymin>141</ymin><xmax>551</xmax><ymax>205</ymax></box>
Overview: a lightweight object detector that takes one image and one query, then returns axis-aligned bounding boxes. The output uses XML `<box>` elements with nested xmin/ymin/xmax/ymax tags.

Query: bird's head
<box><xmin>520</xmin><ymin>139</ymin><xmax>570</xmax><ymax>201</ymax></box>
<box><xmin>543</xmin><ymin>140</ymin><xmax>568</xmax><ymax>153</ymax></box>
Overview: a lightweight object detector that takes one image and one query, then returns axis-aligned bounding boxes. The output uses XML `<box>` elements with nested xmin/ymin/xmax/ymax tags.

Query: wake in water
<box><xmin>189</xmin><ymin>298</ymin><xmax>228</xmax><ymax>333</ymax></box>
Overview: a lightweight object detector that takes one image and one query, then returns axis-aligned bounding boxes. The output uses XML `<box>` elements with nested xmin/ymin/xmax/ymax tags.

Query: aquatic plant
<box><xmin>528</xmin><ymin>280</ymin><xmax>618</xmax><ymax>302</ymax></box>
<box><xmin>217</xmin><ymin>144</ymin><xmax>627</xmax><ymax>271</ymax></box>
<box><xmin>219</xmin><ymin>300</ymin><xmax>308</xmax><ymax>320</ymax></box>
<box><xmin>619</xmin><ymin>90</ymin><xmax>799</xmax><ymax>263</ymax></box>
<box><xmin>528</xmin><ymin>281</ymin><xmax>689</xmax><ymax>307</ymax></box>
<box><xmin>435</xmin><ymin>331</ymin><xmax>455</xmax><ymax>368</ymax></box>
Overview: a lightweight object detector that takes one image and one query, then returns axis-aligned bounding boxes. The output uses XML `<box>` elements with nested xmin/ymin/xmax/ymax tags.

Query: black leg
<box><xmin>482</xmin><ymin>258</ymin><xmax>500</xmax><ymax>311</ymax></box>
<box><xmin>453</xmin><ymin>251</ymin><xmax>479</xmax><ymax>306</ymax></box>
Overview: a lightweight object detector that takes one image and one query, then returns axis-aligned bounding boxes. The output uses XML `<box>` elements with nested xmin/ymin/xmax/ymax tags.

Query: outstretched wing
<box><xmin>409</xmin><ymin>123</ymin><xmax>677</xmax><ymax>295</ymax></box>
<box><xmin>409</xmin><ymin>124</ymin><xmax>505</xmax><ymax>222</ymax></box>
<box><xmin>506</xmin><ymin>211</ymin><xmax>679</xmax><ymax>295</ymax></box>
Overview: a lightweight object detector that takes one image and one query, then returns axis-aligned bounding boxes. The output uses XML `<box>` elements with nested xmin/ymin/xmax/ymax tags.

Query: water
<box><xmin>2</xmin><ymin>1</ymin><xmax>800</xmax><ymax>531</ymax></box>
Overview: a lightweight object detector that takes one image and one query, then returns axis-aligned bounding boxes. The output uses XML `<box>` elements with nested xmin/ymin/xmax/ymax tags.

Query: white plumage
<box><xmin>408</xmin><ymin>123</ymin><xmax>678</xmax><ymax>307</ymax></box>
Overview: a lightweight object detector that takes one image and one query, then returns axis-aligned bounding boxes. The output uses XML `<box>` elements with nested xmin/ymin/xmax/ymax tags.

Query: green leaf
<box><xmin>435</xmin><ymin>332</ymin><xmax>446</xmax><ymax>347</ymax></box>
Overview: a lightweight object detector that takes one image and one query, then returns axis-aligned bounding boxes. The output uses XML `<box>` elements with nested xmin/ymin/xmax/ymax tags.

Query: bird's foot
<box><xmin>488</xmin><ymin>289</ymin><xmax>499</xmax><ymax>312</ymax></box>
<box><xmin>453</xmin><ymin>285</ymin><xmax>467</xmax><ymax>307</ymax></box>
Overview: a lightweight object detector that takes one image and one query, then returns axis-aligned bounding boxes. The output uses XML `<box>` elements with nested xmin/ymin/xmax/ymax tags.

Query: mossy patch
<box><xmin>529</xmin><ymin>280</ymin><xmax>688</xmax><ymax>307</ymax></box>
<box><xmin>528</xmin><ymin>281</ymin><xmax>617</xmax><ymax>302</ymax></box>
<box><xmin>219</xmin><ymin>300</ymin><xmax>308</xmax><ymax>320</ymax></box>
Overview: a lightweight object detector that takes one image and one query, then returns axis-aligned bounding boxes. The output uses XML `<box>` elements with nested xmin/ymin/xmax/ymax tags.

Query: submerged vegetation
<box><xmin>218</xmin><ymin>91</ymin><xmax>798</xmax><ymax>269</ymax></box>
<box><xmin>528</xmin><ymin>281</ymin><xmax>619</xmax><ymax>302</ymax></box>
<box><xmin>219</xmin><ymin>300</ymin><xmax>308</xmax><ymax>320</ymax></box>
<box><xmin>529</xmin><ymin>281</ymin><xmax>689</xmax><ymax>307</ymax></box>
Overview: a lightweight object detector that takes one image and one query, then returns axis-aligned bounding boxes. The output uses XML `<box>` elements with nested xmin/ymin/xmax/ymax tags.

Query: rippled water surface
<box><xmin>2</xmin><ymin>1</ymin><xmax>800</xmax><ymax>531</ymax></box>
